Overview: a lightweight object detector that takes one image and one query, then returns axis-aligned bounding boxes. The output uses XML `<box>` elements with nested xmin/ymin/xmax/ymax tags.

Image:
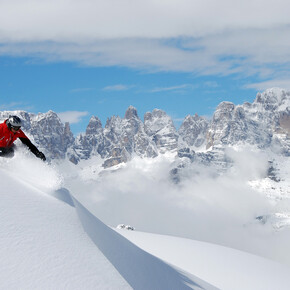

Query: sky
<box><xmin>1</xmin><ymin>0</ymin><xmax>290</xmax><ymax>134</ymax></box>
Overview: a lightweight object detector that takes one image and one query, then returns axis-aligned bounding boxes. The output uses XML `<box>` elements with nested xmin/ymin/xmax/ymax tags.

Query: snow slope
<box><xmin>118</xmin><ymin>230</ymin><xmax>290</xmax><ymax>290</ymax></box>
<box><xmin>1</xmin><ymin>154</ymin><xmax>290</xmax><ymax>289</ymax></box>
<box><xmin>0</xmin><ymin>155</ymin><xmax>214</xmax><ymax>289</ymax></box>
<box><xmin>0</xmin><ymin>157</ymin><xmax>130</xmax><ymax>289</ymax></box>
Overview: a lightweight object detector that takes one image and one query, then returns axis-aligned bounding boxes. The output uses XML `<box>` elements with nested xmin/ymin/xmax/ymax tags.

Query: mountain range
<box><xmin>0</xmin><ymin>88</ymin><xmax>289</xmax><ymax>171</ymax></box>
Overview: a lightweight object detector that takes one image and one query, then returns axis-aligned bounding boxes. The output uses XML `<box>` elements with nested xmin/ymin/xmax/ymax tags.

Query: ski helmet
<box><xmin>7</xmin><ymin>115</ymin><xmax>22</xmax><ymax>130</ymax></box>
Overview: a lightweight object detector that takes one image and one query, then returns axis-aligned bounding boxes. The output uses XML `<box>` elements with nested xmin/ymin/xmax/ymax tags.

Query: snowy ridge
<box><xmin>118</xmin><ymin>230</ymin><xmax>290</xmax><ymax>290</ymax></box>
<box><xmin>72</xmin><ymin>196</ymin><xmax>214</xmax><ymax>290</ymax></box>
<box><xmin>1</xmin><ymin>156</ymin><xmax>290</xmax><ymax>289</ymax></box>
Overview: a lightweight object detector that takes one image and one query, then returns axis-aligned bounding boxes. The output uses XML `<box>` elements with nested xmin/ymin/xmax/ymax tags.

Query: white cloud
<box><xmin>0</xmin><ymin>102</ymin><xmax>33</xmax><ymax>111</ymax></box>
<box><xmin>245</xmin><ymin>79</ymin><xmax>290</xmax><ymax>91</ymax></box>
<box><xmin>57</xmin><ymin>111</ymin><xmax>89</xmax><ymax>124</ymax></box>
<box><xmin>70</xmin><ymin>149</ymin><xmax>280</xmax><ymax>261</ymax></box>
<box><xmin>150</xmin><ymin>84</ymin><xmax>196</xmax><ymax>93</ymax></box>
<box><xmin>0</xmin><ymin>0</ymin><xmax>290</xmax><ymax>80</ymax></box>
<box><xmin>102</xmin><ymin>84</ymin><xmax>133</xmax><ymax>91</ymax></box>
<box><xmin>0</xmin><ymin>0</ymin><xmax>289</xmax><ymax>41</ymax></box>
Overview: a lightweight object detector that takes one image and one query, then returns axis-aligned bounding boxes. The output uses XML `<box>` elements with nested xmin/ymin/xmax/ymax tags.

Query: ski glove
<box><xmin>36</xmin><ymin>151</ymin><xmax>46</xmax><ymax>161</ymax></box>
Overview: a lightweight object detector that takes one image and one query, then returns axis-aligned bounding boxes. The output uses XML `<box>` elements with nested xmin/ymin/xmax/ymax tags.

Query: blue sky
<box><xmin>1</xmin><ymin>0</ymin><xmax>290</xmax><ymax>135</ymax></box>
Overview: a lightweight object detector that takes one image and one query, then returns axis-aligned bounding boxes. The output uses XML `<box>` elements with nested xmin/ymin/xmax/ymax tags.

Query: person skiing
<box><xmin>0</xmin><ymin>115</ymin><xmax>46</xmax><ymax>161</ymax></box>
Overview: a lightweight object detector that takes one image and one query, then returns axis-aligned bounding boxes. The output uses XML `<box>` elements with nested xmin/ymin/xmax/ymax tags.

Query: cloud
<box><xmin>0</xmin><ymin>102</ymin><xmax>33</xmax><ymax>111</ymax></box>
<box><xmin>68</xmin><ymin>147</ymin><xmax>287</xmax><ymax>262</ymax></box>
<box><xmin>0</xmin><ymin>1</ymin><xmax>290</xmax><ymax>81</ymax></box>
<box><xmin>150</xmin><ymin>84</ymin><xmax>196</xmax><ymax>93</ymax></box>
<box><xmin>102</xmin><ymin>84</ymin><xmax>133</xmax><ymax>91</ymax></box>
<box><xmin>245</xmin><ymin>78</ymin><xmax>290</xmax><ymax>91</ymax></box>
<box><xmin>57</xmin><ymin>111</ymin><xmax>89</xmax><ymax>124</ymax></box>
<box><xmin>0</xmin><ymin>0</ymin><xmax>289</xmax><ymax>41</ymax></box>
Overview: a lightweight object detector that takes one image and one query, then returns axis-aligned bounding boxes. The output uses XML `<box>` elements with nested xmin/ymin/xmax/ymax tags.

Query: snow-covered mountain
<box><xmin>179</xmin><ymin>113</ymin><xmax>209</xmax><ymax>149</ymax></box>
<box><xmin>1</xmin><ymin>88</ymin><xmax>289</xmax><ymax>168</ymax></box>
<box><xmin>207</xmin><ymin>88</ymin><xmax>290</xmax><ymax>153</ymax></box>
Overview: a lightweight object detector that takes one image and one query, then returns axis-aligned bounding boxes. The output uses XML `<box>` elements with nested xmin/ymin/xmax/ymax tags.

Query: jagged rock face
<box><xmin>29</xmin><ymin>111</ymin><xmax>74</xmax><ymax>159</ymax></box>
<box><xmin>178</xmin><ymin>114</ymin><xmax>209</xmax><ymax>148</ymax></box>
<box><xmin>251</xmin><ymin>89</ymin><xmax>290</xmax><ymax>155</ymax></box>
<box><xmin>102</xmin><ymin>106</ymin><xmax>158</xmax><ymax>167</ymax></box>
<box><xmin>86</xmin><ymin>116</ymin><xmax>103</xmax><ymax>135</ymax></box>
<box><xmin>279</xmin><ymin>113</ymin><xmax>290</xmax><ymax>135</ymax></box>
<box><xmin>123</xmin><ymin>107</ymin><xmax>158</xmax><ymax>159</ymax></box>
<box><xmin>102</xmin><ymin>147</ymin><xmax>130</xmax><ymax>168</ymax></box>
<box><xmin>144</xmin><ymin>109</ymin><xmax>178</xmax><ymax>153</ymax></box>
<box><xmin>119</xmin><ymin>106</ymin><xmax>144</xmax><ymax>155</ymax></box>
<box><xmin>103</xmin><ymin>115</ymin><xmax>123</xmax><ymax>152</ymax></box>
<box><xmin>206</xmin><ymin>102</ymin><xmax>271</xmax><ymax>148</ymax></box>
<box><xmin>206</xmin><ymin>88</ymin><xmax>290</xmax><ymax>152</ymax></box>
<box><xmin>68</xmin><ymin>116</ymin><xmax>105</xmax><ymax>163</ymax></box>
<box><xmin>0</xmin><ymin>110</ymin><xmax>75</xmax><ymax>159</ymax></box>
<box><xmin>68</xmin><ymin>106</ymin><xmax>158</xmax><ymax>167</ymax></box>
<box><xmin>124</xmin><ymin>105</ymin><xmax>138</xmax><ymax>120</ymax></box>
<box><xmin>254</xmin><ymin>88</ymin><xmax>290</xmax><ymax>111</ymax></box>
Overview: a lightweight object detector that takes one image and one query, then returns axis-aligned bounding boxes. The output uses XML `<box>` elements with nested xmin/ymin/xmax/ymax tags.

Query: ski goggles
<box><xmin>11</xmin><ymin>125</ymin><xmax>21</xmax><ymax>131</ymax></box>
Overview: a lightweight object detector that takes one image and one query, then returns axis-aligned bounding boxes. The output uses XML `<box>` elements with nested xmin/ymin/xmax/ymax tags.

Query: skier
<box><xmin>0</xmin><ymin>115</ymin><xmax>46</xmax><ymax>161</ymax></box>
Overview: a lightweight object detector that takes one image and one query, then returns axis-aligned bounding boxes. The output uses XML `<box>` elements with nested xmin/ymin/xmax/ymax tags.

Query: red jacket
<box><xmin>0</xmin><ymin>120</ymin><xmax>28</xmax><ymax>148</ymax></box>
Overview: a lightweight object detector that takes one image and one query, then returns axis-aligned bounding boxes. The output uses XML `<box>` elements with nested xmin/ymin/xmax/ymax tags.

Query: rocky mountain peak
<box><xmin>105</xmin><ymin>115</ymin><xmax>122</xmax><ymax>130</ymax></box>
<box><xmin>254</xmin><ymin>88</ymin><xmax>290</xmax><ymax>111</ymax></box>
<box><xmin>30</xmin><ymin>111</ymin><xmax>74</xmax><ymax>159</ymax></box>
<box><xmin>179</xmin><ymin>114</ymin><xmax>209</xmax><ymax>148</ymax></box>
<box><xmin>206</xmin><ymin>89</ymin><xmax>290</xmax><ymax>151</ymax></box>
<box><xmin>152</xmin><ymin>109</ymin><xmax>167</xmax><ymax>118</ymax></box>
<box><xmin>213</xmin><ymin>102</ymin><xmax>235</xmax><ymax>121</ymax></box>
<box><xmin>144</xmin><ymin>109</ymin><xmax>174</xmax><ymax>134</ymax></box>
<box><xmin>86</xmin><ymin>116</ymin><xmax>103</xmax><ymax>135</ymax></box>
<box><xmin>144</xmin><ymin>109</ymin><xmax>178</xmax><ymax>153</ymax></box>
<box><xmin>125</xmin><ymin>106</ymin><xmax>138</xmax><ymax>120</ymax></box>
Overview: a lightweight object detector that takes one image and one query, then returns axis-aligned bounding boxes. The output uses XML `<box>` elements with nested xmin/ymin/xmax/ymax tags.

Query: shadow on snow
<box><xmin>54</xmin><ymin>188</ymin><xmax>216</xmax><ymax>290</ymax></box>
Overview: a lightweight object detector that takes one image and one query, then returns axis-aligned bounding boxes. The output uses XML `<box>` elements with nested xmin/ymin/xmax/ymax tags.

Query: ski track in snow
<box><xmin>1</xmin><ymin>156</ymin><xmax>290</xmax><ymax>290</ymax></box>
